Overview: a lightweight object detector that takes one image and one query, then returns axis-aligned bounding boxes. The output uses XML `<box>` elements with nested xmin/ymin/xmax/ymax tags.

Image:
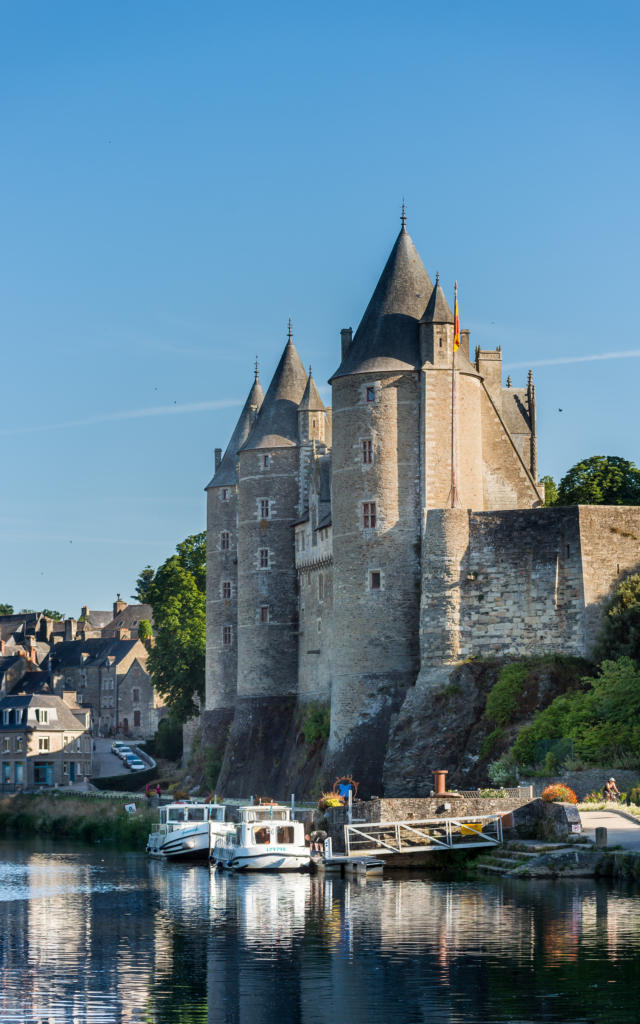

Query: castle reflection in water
<box><xmin>1</xmin><ymin>843</ymin><xmax>639</xmax><ymax>1024</ymax></box>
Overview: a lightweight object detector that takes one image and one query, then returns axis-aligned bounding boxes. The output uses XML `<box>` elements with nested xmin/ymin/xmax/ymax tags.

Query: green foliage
<box><xmin>511</xmin><ymin>657</ymin><xmax>640</xmax><ymax>768</ymax></box>
<box><xmin>137</xmin><ymin>619</ymin><xmax>153</xmax><ymax>642</ymax></box>
<box><xmin>480</xmin><ymin>727</ymin><xmax>504</xmax><ymax>758</ymax></box>
<box><xmin>556</xmin><ymin>455</ymin><xmax>640</xmax><ymax>506</ymax></box>
<box><xmin>154</xmin><ymin>716</ymin><xmax>184</xmax><ymax>760</ymax></box>
<box><xmin>204</xmin><ymin>747</ymin><xmax>224</xmax><ymax>791</ymax></box>
<box><xmin>42</xmin><ymin>609</ymin><xmax>64</xmax><ymax>621</ymax></box>
<box><xmin>19</xmin><ymin>608</ymin><xmax>36</xmax><ymax>614</ymax></box>
<box><xmin>485</xmin><ymin>662</ymin><xmax>529</xmax><ymax>725</ymax></box>
<box><xmin>539</xmin><ymin>474</ymin><xmax>558</xmax><ymax>506</ymax></box>
<box><xmin>0</xmin><ymin>603</ymin><xmax>14</xmax><ymax>615</ymax></box>
<box><xmin>0</xmin><ymin>793</ymin><xmax>155</xmax><ymax>848</ymax></box>
<box><xmin>301</xmin><ymin>703</ymin><xmax>330</xmax><ymax>746</ymax></box>
<box><xmin>629</xmin><ymin>786</ymin><xmax>640</xmax><ymax>807</ymax></box>
<box><xmin>143</xmin><ymin>532</ymin><xmax>206</xmax><ymax>722</ymax></box>
<box><xmin>594</xmin><ymin>573</ymin><xmax>640</xmax><ymax>664</ymax></box>
<box><xmin>487</xmin><ymin>754</ymin><xmax>518</xmax><ymax>787</ymax></box>
<box><xmin>133</xmin><ymin>565</ymin><xmax>155</xmax><ymax>603</ymax></box>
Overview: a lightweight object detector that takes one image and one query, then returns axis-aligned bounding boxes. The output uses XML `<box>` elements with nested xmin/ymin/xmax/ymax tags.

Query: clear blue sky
<box><xmin>1</xmin><ymin>0</ymin><xmax>638</xmax><ymax>616</ymax></box>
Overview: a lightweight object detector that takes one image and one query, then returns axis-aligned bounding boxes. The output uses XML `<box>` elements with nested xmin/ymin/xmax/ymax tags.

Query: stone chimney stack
<box><xmin>340</xmin><ymin>328</ymin><xmax>353</xmax><ymax>360</ymax></box>
<box><xmin>113</xmin><ymin>594</ymin><xmax>127</xmax><ymax>617</ymax></box>
<box><xmin>215</xmin><ymin>448</ymin><xmax>222</xmax><ymax>471</ymax></box>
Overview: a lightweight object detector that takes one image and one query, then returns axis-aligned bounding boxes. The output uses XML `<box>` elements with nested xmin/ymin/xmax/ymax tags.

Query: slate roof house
<box><xmin>0</xmin><ymin>692</ymin><xmax>91</xmax><ymax>791</ymax></box>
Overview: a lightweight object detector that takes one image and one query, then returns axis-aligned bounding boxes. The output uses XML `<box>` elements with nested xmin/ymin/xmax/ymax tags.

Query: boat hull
<box><xmin>147</xmin><ymin>825</ymin><xmax>231</xmax><ymax>861</ymax></box>
<box><xmin>213</xmin><ymin>847</ymin><xmax>310</xmax><ymax>872</ymax></box>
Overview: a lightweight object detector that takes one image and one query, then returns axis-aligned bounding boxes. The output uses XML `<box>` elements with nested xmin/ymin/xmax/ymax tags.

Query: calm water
<box><xmin>0</xmin><ymin>839</ymin><xmax>639</xmax><ymax>1024</ymax></box>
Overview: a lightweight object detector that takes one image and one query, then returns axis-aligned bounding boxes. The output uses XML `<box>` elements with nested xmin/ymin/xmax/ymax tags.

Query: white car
<box><xmin>128</xmin><ymin>758</ymin><xmax>147</xmax><ymax>771</ymax></box>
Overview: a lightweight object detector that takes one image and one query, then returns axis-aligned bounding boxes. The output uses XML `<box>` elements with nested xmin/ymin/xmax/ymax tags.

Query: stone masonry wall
<box><xmin>205</xmin><ymin>483</ymin><xmax>239</xmax><ymax>712</ymax></box>
<box><xmin>577</xmin><ymin>506</ymin><xmax>640</xmax><ymax>649</ymax></box>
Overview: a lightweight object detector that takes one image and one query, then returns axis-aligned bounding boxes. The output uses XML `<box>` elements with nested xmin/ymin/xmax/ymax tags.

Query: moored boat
<box><xmin>147</xmin><ymin>801</ymin><xmax>234</xmax><ymax>860</ymax></box>
<box><xmin>212</xmin><ymin>804</ymin><xmax>310</xmax><ymax>872</ymax></box>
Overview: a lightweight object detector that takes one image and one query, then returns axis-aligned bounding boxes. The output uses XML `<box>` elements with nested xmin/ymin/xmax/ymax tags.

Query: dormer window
<box><xmin>35</xmin><ymin>708</ymin><xmax>49</xmax><ymax>724</ymax></box>
<box><xmin>366</xmin><ymin>386</ymin><xmax>375</xmax><ymax>403</ymax></box>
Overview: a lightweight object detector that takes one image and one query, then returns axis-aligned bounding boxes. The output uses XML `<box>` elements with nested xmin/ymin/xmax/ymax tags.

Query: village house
<box><xmin>0</xmin><ymin>692</ymin><xmax>92</xmax><ymax>791</ymax></box>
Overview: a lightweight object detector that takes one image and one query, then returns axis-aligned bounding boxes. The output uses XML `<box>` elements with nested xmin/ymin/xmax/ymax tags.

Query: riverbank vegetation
<box><xmin>0</xmin><ymin>793</ymin><xmax>154</xmax><ymax>848</ymax></box>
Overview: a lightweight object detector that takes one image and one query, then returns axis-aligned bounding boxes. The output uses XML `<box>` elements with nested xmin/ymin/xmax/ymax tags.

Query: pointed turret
<box><xmin>298</xmin><ymin>366</ymin><xmax>328</xmax><ymax>446</ymax></box>
<box><xmin>206</xmin><ymin>371</ymin><xmax>264</xmax><ymax>488</ymax></box>
<box><xmin>419</xmin><ymin>272</ymin><xmax>453</xmax><ymax>324</ymax></box>
<box><xmin>331</xmin><ymin>224</ymin><xmax>433</xmax><ymax>379</ymax></box>
<box><xmin>240</xmin><ymin>328</ymin><xmax>308</xmax><ymax>450</ymax></box>
<box><xmin>299</xmin><ymin>366</ymin><xmax>325</xmax><ymax>411</ymax></box>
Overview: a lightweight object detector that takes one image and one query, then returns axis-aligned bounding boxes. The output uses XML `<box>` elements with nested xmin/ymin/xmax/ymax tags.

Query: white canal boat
<box><xmin>212</xmin><ymin>804</ymin><xmax>311</xmax><ymax>872</ymax></box>
<box><xmin>147</xmin><ymin>801</ymin><xmax>234</xmax><ymax>860</ymax></box>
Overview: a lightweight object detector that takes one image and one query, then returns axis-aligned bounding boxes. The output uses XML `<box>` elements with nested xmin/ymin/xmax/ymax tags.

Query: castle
<box><xmin>203</xmin><ymin>217</ymin><xmax>640</xmax><ymax>797</ymax></box>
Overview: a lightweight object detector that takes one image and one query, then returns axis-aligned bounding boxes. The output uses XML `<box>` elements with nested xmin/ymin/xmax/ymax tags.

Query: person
<box><xmin>155</xmin><ymin>783</ymin><xmax>162</xmax><ymax>799</ymax></box>
<box><xmin>604</xmin><ymin>777</ymin><xmax>620</xmax><ymax>802</ymax></box>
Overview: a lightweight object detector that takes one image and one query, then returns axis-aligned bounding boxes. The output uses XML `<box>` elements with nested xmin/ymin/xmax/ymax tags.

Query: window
<box><xmin>277</xmin><ymin>826</ymin><xmax>294</xmax><ymax>843</ymax></box>
<box><xmin>260</xmin><ymin>606</ymin><xmax>269</xmax><ymax>623</ymax></box>
<box><xmin>16</xmin><ymin>737</ymin><xmax>22</xmax><ymax>752</ymax></box>
<box><xmin>370</xmin><ymin>571</ymin><xmax>381</xmax><ymax>591</ymax></box>
<box><xmin>134</xmin><ymin>710</ymin><xmax>141</xmax><ymax>728</ymax></box>
<box><xmin>318</xmin><ymin>574</ymin><xmax>324</xmax><ymax>600</ymax></box>
<box><xmin>260</xmin><ymin>498</ymin><xmax>270</xmax><ymax>519</ymax></box>
<box><xmin>102</xmin><ymin>677</ymin><xmax>114</xmax><ymax>691</ymax></box>
<box><xmin>63</xmin><ymin>761</ymin><xmax>68</xmax><ymax>776</ymax></box>
<box><xmin>2</xmin><ymin>737</ymin><xmax>9</xmax><ymax>752</ymax></box>
<box><xmin>222</xmin><ymin>626</ymin><xmax>232</xmax><ymax>646</ymax></box>
<box><xmin>39</xmin><ymin>737</ymin><xmax>50</xmax><ymax>752</ymax></box>
<box><xmin>362</xmin><ymin>502</ymin><xmax>377</xmax><ymax>529</ymax></box>
<box><xmin>221</xmin><ymin>488</ymin><xmax>229</xmax><ymax>501</ymax></box>
<box><xmin>362</xmin><ymin>439</ymin><xmax>373</xmax><ymax>464</ymax></box>
<box><xmin>222</xmin><ymin>580</ymin><xmax>231</xmax><ymax>600</ymax></box>
<box><xmin>263</xmin><ymin>454</ymin><xmax>270</xmax><ymax>468</ymax></box>
<box><xmin>259</xmin><ymin>548</ymin><xmax>270</xmax><ymax>569</ymax></box>
<box><xmin>132</xmin><ymin>688</ymin><xmax>140</xmax><ymax>703</ymax></box>
<box><xmin>2</xmin><ymin>762</ymin><xmax>10</xmax><ymax>784</ymax></box>
<box><xmin>76</xmin><ymin>738</ymin><xmax>81</xmax><ymax>752</ymax></box>
<box><xmin>220</xmin><ymin>531</ymin><xmax>230</xmax><ymax>551</ymax></box>
<box><xmin>35</xmin><ymin>708</ymin><xmax>49</xmax><ymax>724</ymax></box>
<box><xmin>15</xmin><ymin>762</ymin><xmax>23</xmax><ymax>785</ymax></box>
<box><xmin>1</xmin><ymin>710</ymin><xmax>9</xmax><ymax>725</ymax></box>
<box><xmin>366</xmin><ymin>386</ymin><xmax>375</xmax><ymax>402</ymax></box>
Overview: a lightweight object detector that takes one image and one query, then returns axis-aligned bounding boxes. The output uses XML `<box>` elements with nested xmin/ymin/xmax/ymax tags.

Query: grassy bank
<box><xmin>0</xmin><ymin>793</ymin><xmax>155</xmax><ymax>849</ymax></box>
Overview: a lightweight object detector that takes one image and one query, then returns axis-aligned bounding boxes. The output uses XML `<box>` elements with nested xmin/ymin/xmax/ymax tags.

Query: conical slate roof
<box><xmin>299</xmin><ymin>367</ymin><xmax>325</xmax><ymax>411</ymax></box>
<box><xmin>205</xmin><ymin>375</ymin><xmax>264</xmax><ymax>488</ymax></box>
<box><xmin>420</xmin><ymin>274</ymin><xmax>453</xmax><ymax>324</ymax></box>
<box><xmin>331</xmin><ymin>226</ymin><xmax>433</xmax><ymax>379</ymax></box>
<box><xmin>240</xmin><ymin>337</ymin><xmax>308</xmax><ymax>450</ymax></box>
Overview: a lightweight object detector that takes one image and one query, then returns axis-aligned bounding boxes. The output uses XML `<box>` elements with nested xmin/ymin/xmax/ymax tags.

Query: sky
<box><xmin>1</xmin><ymin>0</ymin><xmax>639</xmax><ymax>616</ymax></box>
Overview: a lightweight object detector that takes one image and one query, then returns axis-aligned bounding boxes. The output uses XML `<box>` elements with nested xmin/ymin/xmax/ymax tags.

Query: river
<box><xmin>0</xmin><ymin>838</ymin><xmax>638</xmax><ymax>1023</ymax></box>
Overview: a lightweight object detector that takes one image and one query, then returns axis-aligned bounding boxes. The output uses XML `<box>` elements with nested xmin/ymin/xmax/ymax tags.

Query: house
<box><xmin>0</xmin><ymin>692</ymin><xmax>92</xmax><ymax>791</ymax></box>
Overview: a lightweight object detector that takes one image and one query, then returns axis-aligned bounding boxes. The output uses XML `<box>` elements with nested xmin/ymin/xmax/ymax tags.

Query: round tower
<box><xmin>327</xmin><ymin>221</ymin><xmax>433</xmax><ymax>793</ymax></box>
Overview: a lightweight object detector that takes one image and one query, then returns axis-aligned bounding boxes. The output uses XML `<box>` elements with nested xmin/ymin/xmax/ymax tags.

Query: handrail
<box><xmin>344</xmin><ymin>813</ymin><xmax>503</xmax><ymax>856</ymax></box>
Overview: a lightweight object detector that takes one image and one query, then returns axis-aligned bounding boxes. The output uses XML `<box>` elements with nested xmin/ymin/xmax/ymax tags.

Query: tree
<box><xmin>594</xmin><ymin>574</ymin><xmax>640</xmax><ymax>665</ymax></box>
<box><xmin>137</xmin><ymin>619</ymin><xmax>153</xmax><ymax>643</ymax></box>
<box><xmin>132</xmin><ymin>566</ymin><xmax>155</xmax><ymax>603</ymax></box>
<box><xmin>142</xmin><ymin>532</ymin><xmax>206</xmax><ymax>722</ymax></box>
<box><xmin>42</xmin><ymin>609</ymin><xmax>65</xmax><ymax>621</ymax></box>
<box><xmin>556</xmin><ymin>455</ymin><xmax>640</xmax><ymax>506</ymax></box>
<box><xmin>0</xmin><ymin>603</ymin><xmax>14</xmax><ymax>615</ymax></box>
<box><xmin>539</xmin><ymin>475</ymin><xmax>558</xmax><ymax>506</ymax></box>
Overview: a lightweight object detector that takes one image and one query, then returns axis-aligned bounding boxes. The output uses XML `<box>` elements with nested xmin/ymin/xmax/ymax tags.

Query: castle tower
<box><xmin>217</xmin><ymin>328</ymin><xmax>308</xmax><ymax>792</ymax></box>
<box><xmin>326</xmin><ymin>220</ymin><xmax>433</xmax><ymax>792</ymax></box>
<box><xmin>203</xmin><ymin>370</ymin><xmax>263</xmax><ymax>746</ymax></box>
<box><xmin>297</xmin><ymin>366</ymin><xmax>331</xmax><ymax>517</ymax></box>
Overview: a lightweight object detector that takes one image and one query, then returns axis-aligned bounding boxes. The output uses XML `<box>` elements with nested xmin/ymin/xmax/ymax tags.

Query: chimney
<box><xmin>62</xmin><ymin>690</ymin><xmax>78</xmax><ymax>706</ymax></box>
<box><xmin>65</xmin><ymin>618</ymin><xmax>77</xmax><ymax>642</ymax></box>
<box><xmin>113</xmin><ymin>594</ymin><xmax>127</xmax><ymax>617</ymax></box>
<box><xmin>215</xmin><ymin>448</ymin><xmax>222</xmax><ymax>471</ymax></box>
<box><xmin>340</xmin><ymin>327</ymin><xmax>353</xmax><ymax>359</ymax></box>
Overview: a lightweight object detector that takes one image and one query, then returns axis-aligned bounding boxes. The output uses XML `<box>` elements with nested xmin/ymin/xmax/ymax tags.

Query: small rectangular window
<box><xmin>16</xmin><ymin>737</ymin><xmax>22</xmax><ymax>752</ymax></box>
<box><xmin>362</xmin><ymin>439</ymin><xmax>373</xmax><ymax>464</ymax></box>
<box><xmin>259</xmin><ymin>548</ymin><xmax>270</xmax><ymax>569</ymax></box>
<box><xmin>132</xmin><ymin>688</ymin><xmax>140</xmax><ymax>703</ymax></box>
<box><xmin>263</xmin><ymin>454</ymin><xmax>270</xmax><ymax>468</ymax></box>
<box><xmin>220</xmin><ymin>531</ymin><xmax>230</xmax><ymax>551</ymax></box>
<box><xmin>38</xmin><ymin>736</ymin><xmax>50</xmax><ymax>752</ymax></box>
<box><xmin>370</xmin><ymin>571</ymin><xmax>381</xmax><ymax>591</ymax></box>
<box><xmin>260</xmin><ymin>499</ymin><xmax>270</xmax><ymax>519</ymax></box>
<box><xmin>35</xmin><ymin>709</ymin><xmax>49</xmax><ymax>724</ymax></box>
<box><xmin>318</xmin><ymin>574</ymin><xmax>324</xmax><ymax>600</ymax></box>
<box><xmin>366</xmin><ymin>386</ymin><xmax>375</xmax><ymax>402</ymax></box>
<box><xmin>222</xmin><ymin>488</ymin><xmax>229</xmax><ymax>501</ymax></box>
<box><xmin>363</xmin><ymin>502</ymin><xmax>377</xmax><ymax>529</ymax></box>
<box><xmin>222</xmin><ymin>626</ymin><xmax>232</xmax><ymax>646</ymax></box>
<box><xmin>2</xmin><ymin>737</ymin><xmax>9</xmax><ymax>753</ymax></box>
<box><xmin>134</xmin><ymin>710</ymin><xmax>141</xmax><ymax>727</ymax></box>
<box><xmin>222</xmin><ymin>580</ymin><xmax>231</xmax><ymax>600</ymax></box>
<box><xmin>260</xmin><ymin>606</ymin><xmax>269</xmax><ymax>623</ymax></box>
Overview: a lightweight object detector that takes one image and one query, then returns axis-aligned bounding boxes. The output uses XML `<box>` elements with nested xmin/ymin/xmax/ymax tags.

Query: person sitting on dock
<box><xmin>604</xmin><ymin>778</ymin><xmax>620</xmax><ymax>802</ymax></box>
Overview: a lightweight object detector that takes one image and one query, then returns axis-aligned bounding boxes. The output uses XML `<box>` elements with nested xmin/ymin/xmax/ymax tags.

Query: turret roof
<box><xmin>299</xmin><ymin>367</ymin><xmax>325</xmax><ymax>411</ymax></box>
<box><xmin>331</xmin><ymin>226</ymin><xmax>433</xmax><ymax>379</ymax></box>
<box><xmin>420</xmin><ymin>273</ymin><xmax>453</xmax><ymax>324</ymax></box>
<box><xmin>240</xmin><ymin>336</ymin><xmax>308</xmax><ymax>450</ymax></box>
<box><xmin>206</xmin><ymin>375</ymin><xmax>264</xmax><ymax>487</ymax></box>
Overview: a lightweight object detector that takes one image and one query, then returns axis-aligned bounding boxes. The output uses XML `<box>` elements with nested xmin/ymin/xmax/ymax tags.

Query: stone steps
<box><xmin>474</xmin><ymin>841</ymin><xmax>581</xmax><ymax>876</ymax></box>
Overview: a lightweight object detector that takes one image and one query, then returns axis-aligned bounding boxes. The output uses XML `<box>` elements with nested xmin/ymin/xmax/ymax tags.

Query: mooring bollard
<box><xmin>595</xmin><ymin>826</ymin><xmax>608</xmax><ymax>848</ymax></box>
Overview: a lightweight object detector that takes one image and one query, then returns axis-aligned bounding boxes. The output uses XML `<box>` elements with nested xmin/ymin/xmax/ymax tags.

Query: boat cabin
<box><xmin>159</xmin><ymin>803</ymin><xmax>227</xmax><ymax>828</ymax></box>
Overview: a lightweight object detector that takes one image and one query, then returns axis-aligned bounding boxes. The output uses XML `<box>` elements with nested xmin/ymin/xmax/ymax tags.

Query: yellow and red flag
<box><xmin>453</xmin><ymin>286</ymin><xmax>460</xmax><ymax>352</ymax></box>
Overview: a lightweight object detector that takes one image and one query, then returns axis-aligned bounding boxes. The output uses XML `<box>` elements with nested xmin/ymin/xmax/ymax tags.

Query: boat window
<box><xmin>254</xmin><ymin>826</ymin><xmax>271</xmax><ymax>844</ymax></box>
<box><xmin>168</xmin><ymin>809</ymin><xmax>184</xmax><ymax>822</ymax></box>
<box><xmin>187</xmin><ymin>808</ymin><xmax>206</xmax><ymax>822</ymax></box>
<box><xmin>277</xmin><ymin>827</ymin><xmax>294</xmax><ymax>844</ymax></box>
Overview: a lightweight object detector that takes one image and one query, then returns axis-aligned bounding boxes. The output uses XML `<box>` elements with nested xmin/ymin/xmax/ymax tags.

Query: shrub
<box><xmin>318</xmin><ymin>792</ymin><xmax>343</xmax><ymax>811</ymax></box>
<box><xmin>628</xmin><ymin>786</ymin><xmax>640</xmax><ymax>806</ymax></box>
<box><xmin>154</xmin><ymin>716</ymin><xmax>183</xmax><ymax>760</ymax></box>
<box><xmin>485</xmin><ymin>663</ymin><xmax>529</xmax><ymax>726</ymax></box>
<box><xmin>541</xmin><ymin>784</ymin><xmax>578</xmax><ymax>804</ymax></box>
<box><xmin>480</xmin><ymin>727</ymin><xmax>504</xmax><ymax>758</ymax></box>
<box><xmin>301</xmin><ymin>704</ymin><xmax>330</xmax><ymax>746</ymax></box>
<box><xmin>487</xmin><ymin>755</ymin><xmax>518</xmax><ymax>787</ymax></box>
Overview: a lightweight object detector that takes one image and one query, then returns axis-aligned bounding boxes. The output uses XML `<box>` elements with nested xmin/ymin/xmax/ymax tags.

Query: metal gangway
<box><xmin>344</xmin><ymin>813</ymin><xmax>503</xmax><ymax>857</ymax></box>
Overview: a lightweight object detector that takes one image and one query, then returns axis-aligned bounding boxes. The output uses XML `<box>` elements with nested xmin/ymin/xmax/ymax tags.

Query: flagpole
<box><xmin>450</xmin><ymin>280</ymin><xmax>458</xmax><ymax>508</ymax></box>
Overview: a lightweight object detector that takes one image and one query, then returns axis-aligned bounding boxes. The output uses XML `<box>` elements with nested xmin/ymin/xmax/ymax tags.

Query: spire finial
<box><xmin>400</xmin><ymin>198</ymin><xmax>406</xmax><ymax>229</ymax></box>
<box><xmin>506</xmin><ymin>375</ymin><xmax>512</xmax><ymax>388</ymax></box>
<box><xmin>287</xmin><ymin>318</ymin><xmax>293</xmax><ymax>343</ymax></box>
<box><xmin>254</xmin><ymin>355</ymin><xmax>259</xmax><ymax>382</ymax></box>
<box><xmin>435</xmin><ymin>270</ymin><xmax>440</xmax><ymax>285</ymax></box>
<box><xmin>528</xmin><ymin>369</ymin><xmax>533</xmax><ymax>387</ymax></box>
<box><xmin>308</xmin><ymin>364</ymin><xmax>313</xmax><ymax>377</ymax></box>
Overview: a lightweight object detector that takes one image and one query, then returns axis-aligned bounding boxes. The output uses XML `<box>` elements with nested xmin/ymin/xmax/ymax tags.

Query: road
<box><xmin>92</xmin><ymin>738</ymin><xmax>133</xmax><ymax>778</ymax></box>
<box><xmin>580</xmin><ymin>809</ymin><xmax>640</xmax><ymax>850</ymax></box>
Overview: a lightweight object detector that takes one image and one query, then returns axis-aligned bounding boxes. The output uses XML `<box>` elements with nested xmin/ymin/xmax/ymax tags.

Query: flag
<box><xmin>454</xmin><ymin>288</ymin><xmax>460</xmax><ymax>352</ymax></box>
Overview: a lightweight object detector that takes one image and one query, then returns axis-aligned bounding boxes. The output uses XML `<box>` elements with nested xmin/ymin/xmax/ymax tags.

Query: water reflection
<box><xmin>0</xmin><ymin>840</ymin><xmax>639</xmax><ymax>1023</ymax></box>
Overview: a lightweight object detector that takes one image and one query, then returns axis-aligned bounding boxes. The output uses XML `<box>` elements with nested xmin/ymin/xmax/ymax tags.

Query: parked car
<box><xmin>111</xmin><ymin>741</ymin><xmax>127</xmax><ymax>754</ymax></box>
<box><xmin>117</xmin><ymin>747</ymin><xmax>133</xmax><ymax>760</ymax></box>
<box><xmin>128</xmin><ymin>759</ymin><xmax>147</xmax><ymax>771</ymax></box>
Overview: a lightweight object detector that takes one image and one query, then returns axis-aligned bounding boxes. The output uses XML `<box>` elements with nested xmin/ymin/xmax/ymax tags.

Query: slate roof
<box><xmin>420</xmin><ymin>275</ymin><xmax>453</xmax><ymax>324</ymax></box>
<box><xmin>102</xmin><ymin>603</ymin><xmax>154</xmax><ymax>634</ymax></box>
<box><xmin>501</xmin><ymin>388</ymin><xmax>532</xmax><ymax>434</ymax></box>
<box><xmin>0</xmin><ymin>655</ymin><xmax>23</xmax><ymax>679</ymax></box>
<box><xmin>206</xmin><ymin>375</ymin><xmax>265</xmax><ymax>488</ymax></box>
<box><xmin>8</xmin><ymin>671</ymin><xmax>51</xmax><ymax>695</ymax></box>
<box><xmin>299</xmin><ymin>368</ymin><xmax>325</xmax><ymax>411</ymax></box>
<box><xmin>240</xmin><ymin>337</ymin><xmax>308</xmax><ymax>451</ymax></box>
<box><xmin>82</xmin><ymin>610</ymin><xmax>113</xmax><ymax>629</ymax></box>
<box><xmin>331</xmin><ymin>226</ymin><xmax>433</xmax><ymax>379</ymax></box>
<box><xmin>45</xmin><ymin>637</ymin><xmax>140</xmax><ymax>671</ymax></box>
<box><xmin>0</xmin><ymin>693</ymin><xmax>87</xmax><ymax>731</ymax></box>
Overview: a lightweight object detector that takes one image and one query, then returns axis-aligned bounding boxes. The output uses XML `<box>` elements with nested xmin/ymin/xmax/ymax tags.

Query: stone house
<box><xmin>0</xmin><ymin>692</ymin><xmax>92</xmax><ymax>791</ymax></box>
<box><xmin>118</xmin><ymin>657</ymin><xmax>167</xmax><ymax>738</ymax></box>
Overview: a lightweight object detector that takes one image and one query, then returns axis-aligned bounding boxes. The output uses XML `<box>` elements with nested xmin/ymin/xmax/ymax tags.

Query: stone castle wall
<box><xmin>205</xmin><ymin>482</ymin><xmax>239</xmax><ymax>713</ymax></box>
